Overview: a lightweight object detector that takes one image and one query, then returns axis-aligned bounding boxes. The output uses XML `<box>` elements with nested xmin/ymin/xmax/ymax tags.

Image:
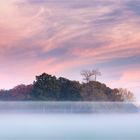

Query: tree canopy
<box><xmin>0</xmin><ymin>73</ymin><xmax>135</xmax><ymax>102</ymax></box>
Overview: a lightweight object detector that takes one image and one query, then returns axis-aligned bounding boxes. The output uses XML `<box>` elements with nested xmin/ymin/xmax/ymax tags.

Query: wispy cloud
<box><xmin>0</xmin><ymin>0</ymin><xmax>140</xmax><ymax>100</ymax></box>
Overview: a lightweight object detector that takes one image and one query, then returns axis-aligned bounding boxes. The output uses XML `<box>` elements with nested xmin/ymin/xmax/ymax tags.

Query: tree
<box><xmin>91</xmin><ymin>69</ymin><xmax>101</xmax><ymax>81</ymax></box>
<box><xmin>81</xmin><ymin>69</ymin><xmax>101</xmax><ymax>82</ymax></box>
<box><xmin>59</xmin><ymin>80</ymin><xmax>82</xmax><ymax>101</ymax></box>
<box><xmin>10</xmin><ymin>84</ymin><xmax>33</xmax><ymax>100</ymax></box>
<box><xmin>81</xmin><ymin>70</ymin><xmax>92</xmax><ymax>83</ymax></box>
<box><xmin>81</xmin><ymin>81</ymin><xmax>111</xmax><ymax>101</ymax></box>
<box><xmin>116</xmin><ymin>88</ymin><xmax>135</xmax><ymax>102</ymax></box>
<box><xmin>32</xmin><ymin>73</ymin><xmax>61</xmax><ymax>101</ymax></box>
<box><xmin>31</xmin><ymin>73</ymin><xmax>82</xmax><ymax>101</ymax></box>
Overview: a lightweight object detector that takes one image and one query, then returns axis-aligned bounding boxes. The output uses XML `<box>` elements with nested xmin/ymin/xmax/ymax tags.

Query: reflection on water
<box><xmin>0</xmin><ymin>102</ymin><xmax>139</xmax><ymax>140</ymax></box>
<box><xmin>0</xmin><ymin>101</ymin><xmax>138</xmax><ymax>113</ymax></box>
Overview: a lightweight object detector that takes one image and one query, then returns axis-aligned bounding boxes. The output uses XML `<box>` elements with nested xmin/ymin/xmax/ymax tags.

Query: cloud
<box><xmin>106</xmin><ymin>65</ymin><xmax>140</xmax><ymax>101</ymax></box>
<box><xmin>0</xmin><ymin>0</ymin><xmax>140</xmax><ymax>99</ymax></box>
<box><xmin>127</xmin><ymin>0</ymin><xmax>140</xmax><ymax>15</ymax></box>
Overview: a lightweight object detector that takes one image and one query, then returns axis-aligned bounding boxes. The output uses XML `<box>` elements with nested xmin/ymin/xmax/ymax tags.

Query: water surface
<box><xmin>0</xmin><ymin>102</ymin><xmax>139</xmax><ymax>140</ymax></box>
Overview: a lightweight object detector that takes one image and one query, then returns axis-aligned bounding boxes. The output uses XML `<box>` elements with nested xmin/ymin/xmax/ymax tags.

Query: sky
<box><xmin>0</xmin><ymin>0</ymin><xmax>140</xmax><ymax>100</ymax></box>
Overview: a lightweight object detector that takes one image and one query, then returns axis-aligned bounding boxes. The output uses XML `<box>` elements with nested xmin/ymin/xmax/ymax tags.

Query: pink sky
<box><xmin>0</xmin><ymin>0</ymin><xmax>140</xmax><ymax>100</ymax></box>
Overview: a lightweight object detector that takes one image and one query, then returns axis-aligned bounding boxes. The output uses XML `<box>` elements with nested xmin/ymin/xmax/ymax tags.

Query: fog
<box><xmin>0</xmin><ymin>102</ymin><xmax>138</xmax><ymax>114</ymax></box>
<box><xmin>0</xmin><ymin>102</ymin><xmax>139</xmax><ymax>140</ymax></box>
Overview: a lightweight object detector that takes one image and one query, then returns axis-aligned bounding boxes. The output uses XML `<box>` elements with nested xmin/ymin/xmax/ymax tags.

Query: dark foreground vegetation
<box><xmin>0</xmin><ymin>73</ymin><xmax>135</xmax><ymax>102</ymax></box>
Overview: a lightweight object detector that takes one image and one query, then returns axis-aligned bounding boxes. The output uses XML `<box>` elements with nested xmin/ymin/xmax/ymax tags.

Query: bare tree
<box><xmin>117</xmin><ymin>88</ymin><xmax>135</xmax><ymax>102</ymax></box>
<box><xmin>81</xmin><ymin>69</ymin><xmax>101</xmax><ymax>82</ymax></box>
<box><xmin>91</xmin><ymin>69</ymin><xmax>101</xmax><ymax>81</ymax></box>
<box><xmin>81</xmin><ymin>70</ymin><xmax>92</xmax><ymax>83</ymax></box>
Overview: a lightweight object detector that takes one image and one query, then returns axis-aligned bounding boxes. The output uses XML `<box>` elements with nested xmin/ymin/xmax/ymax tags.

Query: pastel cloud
<box><xmin>0</xmin><ymin>0</ymin><xmax>140</xmax><ymax>100</ymax></box>
<box><xmin>106</xmin><ymin>65</ymin><xmax>140</xmax><ymax>101</ymax></box>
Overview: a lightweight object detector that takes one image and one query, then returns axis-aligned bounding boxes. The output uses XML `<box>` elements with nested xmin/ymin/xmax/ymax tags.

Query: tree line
<box><xmin>0</xmin><ymin>70</ymin><xmax>135</xmax><ymax>102</ymax></box>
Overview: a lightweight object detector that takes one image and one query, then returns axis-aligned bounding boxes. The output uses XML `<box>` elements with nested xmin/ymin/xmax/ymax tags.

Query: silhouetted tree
<box><xmin>81</xmin><ymin>69</ymin><xmax>101</xmax><ymax>82</ymax></box>
<box><xmin>32</xmin><ymin>73</ymin><xmax>61</xmax><ymax>100</ymax></box>
<box><xmin>59</xmin><ymin>80</ymin><xmax>82</xmax><ymax>101</ymax></box>
<box><xmin>31</xmin><ymin>73</ymin><xmax>82</xmax><ymax>101</ymax></box>
<box><xmin>91</xmin><ymin>69</ymin><xmax>101</xmax><ymax>81</ymax></box>
<box><xmin>81</xmin><ymin>70</ymin><xmax>92</xmax><ymax>83</ymax></box>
